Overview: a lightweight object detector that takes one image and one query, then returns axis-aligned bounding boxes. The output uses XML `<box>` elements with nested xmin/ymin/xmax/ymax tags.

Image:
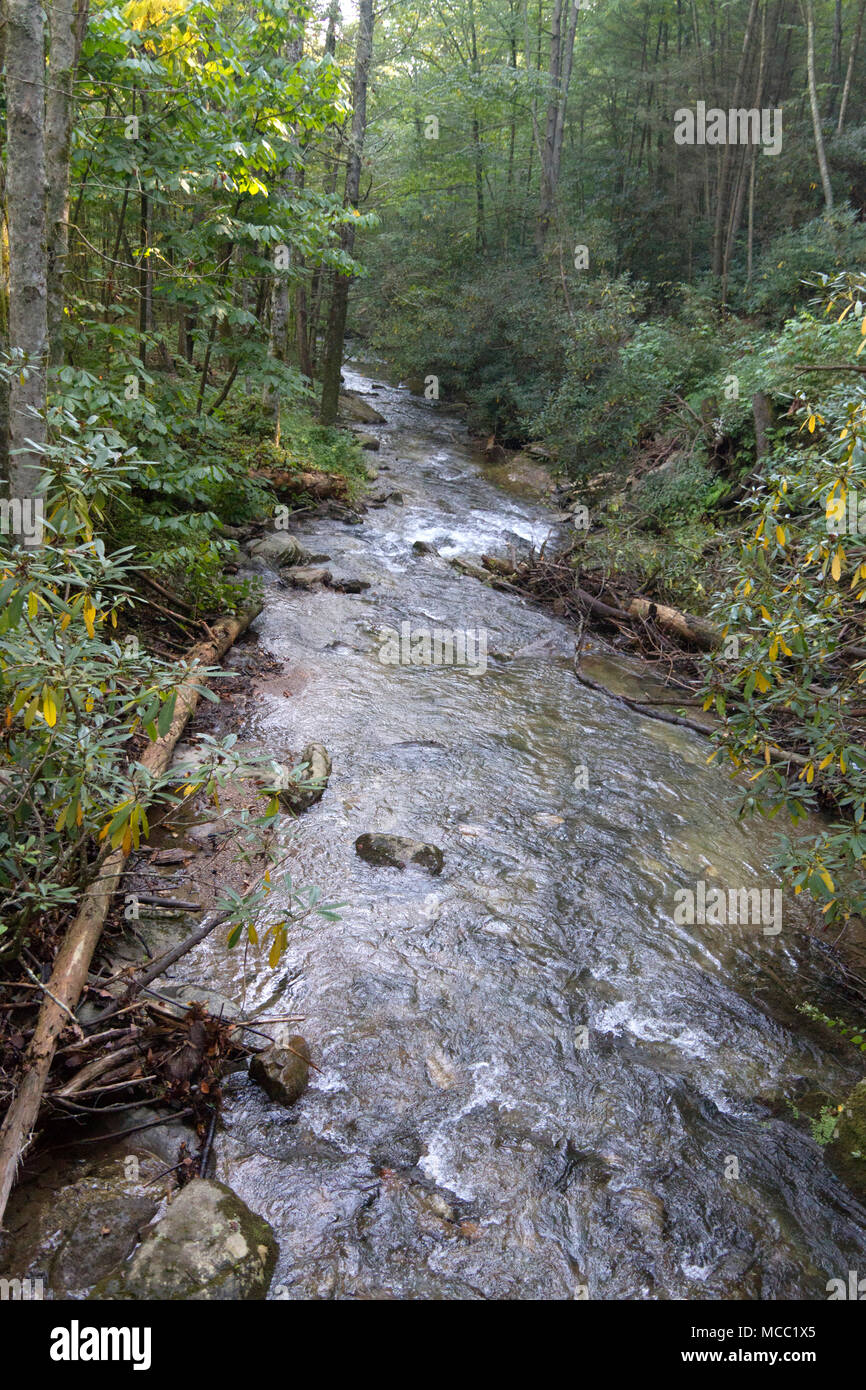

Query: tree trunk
<box><xmin>5</xmin><ymin>0</ymin><xmax>48</xmax><ymax>521</ymax></box>
<box><xmin>837</xmin><ymin>0</ymin><xmax>866</xmax><ymax>133</ymax></box>
<box><xmin>319</xmin><ymin>0</ymin><xmax>374</xmax><ymax>426</ymax></box>
<box><xmin>805</xmin><ymin>0</ymin><xmax>834</xmax><ymax>209</ymax></box>
<box><xmin>45</xmin><ymin>0</ymin><xmax>88</xmax><ymax>366</ymax></box>
<box><xmin>711</xmin><ymin>0</ymin><xmax>759</xmax><ymax>279</ymax></box>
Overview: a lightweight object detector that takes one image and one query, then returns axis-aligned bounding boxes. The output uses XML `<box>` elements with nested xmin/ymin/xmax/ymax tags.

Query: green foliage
<box><xmin>798</xmin><ymin>1003</ymin><xmax>866</xmax><ymax>1054</ymax></box>
<box><xmin>701</xmin><ymin>271</ymin><xmax>866</xmax><ymax>924</ymax></box>
<box><xmin>736</xmin><ymin>210</ymin><xmax>866</xmax><ymax>319</ymax></box>
<box><xmin>532</xmin><ymin>282</ymin><xmax>728</xmax><ymax>476</ymax></box>
<box><xmin>636</xmin><ymin>457</ymin><xmax>729</xmax><ymax>532</ymax></box>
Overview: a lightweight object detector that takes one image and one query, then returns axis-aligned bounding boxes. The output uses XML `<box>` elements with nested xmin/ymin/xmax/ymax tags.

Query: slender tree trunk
<box><xmin>721</xmin><ymin>0</ymin><xmax>766</xmax><ymax>302</ymax></box>
<box><xmin>804</xmin><ymin>0</ymin><xmax>834</xmax><ymax>210</ymax></box>
<box><xmin>45</xmin><ymin>0</ymin><xmax>88</xmax><ymax>366</ymax></box>
<box><xmin>5</xmin><ymin>0</ymin><xmax>48</xmax><ymax>519</ymax></box>
<box><xmin>711</xmin><ymin>0</ymin><xmax>759</xmax><ymax>278</ymax></box>
<box><xmin>320</xmin><ymin>0</ymin><xmax>374</xmax><ymax>426</ymax></box>
<box><xmin>267</xmin><ymin>26</ymin><xmax>304</xmax><ymax>429</ymax></box>
<box><xmin>827</xmin><ymin>0</ymin><xmax>843</xmax><ymax>116</ymax></box>
<box><xmin>837</xmin><ymin>0</ymin><xmax>866</xmax><ymax>132</ymax></box>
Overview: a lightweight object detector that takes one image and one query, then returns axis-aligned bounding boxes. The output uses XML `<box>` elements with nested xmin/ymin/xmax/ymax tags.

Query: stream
<box><xmin>185</xmin><ymin>366</ymin><xmax>866</xmax><ymax>1299</ymax></box>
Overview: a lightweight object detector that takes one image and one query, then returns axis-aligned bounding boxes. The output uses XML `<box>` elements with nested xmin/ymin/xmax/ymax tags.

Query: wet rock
<box><xmin>338</xmin><ymin>392</ymin><xmax>386</xmax><ymax>425</ymax></box>
<box><xmin>288</xmin><ymin>566</ymin><xmax>332</xmax><ymax>590</ymax></box>
<box><xmin>185</xmin><ymin>820</ymin><xmax>233</xmax><ymax>850</ymax></box>
<box><xmin>412</xmin><ymin>539</ymin><xmax>437</xmax><ymax>555</ymax></box>
<box><xmin>151</xmin><ymin>847</ymin><xmax>195</xmax><ymax>865</ymax></box>
<box><xmin>277</xmin><ymin>743</ymin><xmax>331</xmax><ymax>813</ymax></box>
<box><xmin>355</xmin><ymin>433</ymin><xmax>380</xmax><ymax>451</ymax></box>
<box><xmin>0</xmin><ymin>1153</ymin><xmax>161</xmax><ymax>1299</ymax></box>
<box><xmin>249</xmin><ymin>1030</ymin><xmax>311</xmax><ymax>1108</ymax></box>
<box><xmin>245</xmin><ymin>533</ymin><xmax>307</xmax><ymax>569</ymax></box>
<box><xmin>92</xmin><ymin>1180</ymin><xmax>278</xmax><ymax>1300</ymax></box>
<box><xmin>355</xmin><ymin>833</ymin><xmax>444</xmax><ymax>875</ymax></box>
<box><xmin>331</xmin><ymin>575</ymin><xmax>371</xmax><ymax>594</ymax></box>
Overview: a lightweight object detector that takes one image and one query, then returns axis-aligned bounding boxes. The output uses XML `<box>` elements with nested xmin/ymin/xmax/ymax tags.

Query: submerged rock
<box><xmin>245</xmin><ymin>533</ymin><xmax>307</xmax><ymax>568</ymax></box>
<box><xmin>92</xmin><ymin>1179</ymin><xmax>278</xmax><ymax>1300</ymax></box>
<box><xmin>249</xmin><ymin>1030</ymin><xmax>311</xmax><ymax>1108</ymax></box>
<box><xmin>277</xmin><ymin>743</ymin><xmax>331</xmax><ymax>813</ymax></box>
<box><xmin>355</xmin><ymin>833</ymin><xmax>444</xmax><ymax>875</ymax></box>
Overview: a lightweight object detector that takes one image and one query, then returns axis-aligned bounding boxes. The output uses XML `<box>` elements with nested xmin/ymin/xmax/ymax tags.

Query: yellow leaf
<box><xmin>775</xmin><ymin>525</ymin><xmax>786</xmax><ymax>546</ymax></box>
<box><xmin>808</xmin><ymin>415</ymin><xmax>816</xmax><ymax>433</ymax></box>
<box><xmin>831</xmin><ymin>550</ymin><xmax>842</xmax><ymax>582</ymax></box>
<box><xmin>27</xmin><ymin>591</ymin><xmax>38</xmax><ymax>619</ymax></box>
<box><xmin>43</xmin><ymin>692</ymin><xmax>57</xmax><ymax>727</ymax></box>
<box><xmin>83</xmin><ymin>596</ymin><xmax>96</xmax><ymax>638</ymax></box>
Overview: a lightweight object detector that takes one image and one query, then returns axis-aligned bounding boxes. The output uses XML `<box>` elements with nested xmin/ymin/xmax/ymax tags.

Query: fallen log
<box><xmin>626</xmin><ymin>597</ymin><xmax>720</xmax><ymax>651</ymax></box>
<box><xmin>0</xmin><ymin>604</ymin><xmax>260</xmax><ymax>1228</ymax></box>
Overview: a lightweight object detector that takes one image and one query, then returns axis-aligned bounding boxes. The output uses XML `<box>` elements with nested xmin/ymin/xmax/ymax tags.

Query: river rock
<box><xmin>355</xmin><ymin>433</ymin><xmax>380</xmax><ymax>451</ymax></box>
<box><xmin>92</xmin><ymin>1180</ymin><xmax>278</xmax><ymax>1300</ymax></box>
<box><xmin>288</xmin><ymin>566</ymin><xmax>332</xmax><ymax>589</ymax></box>
<box><xmin>249</xmin><ymin>1031</ymin><xmax>311</xmax><ymax>1108</ymax></box>
<box><xmin>338</xmin><ymin>392</ymin><xmax>386</xmax><ymax>425</ymax></box>
<box><xmin>277</xmin><ymin>743</ymin><xmax>331</xmax><ymax>813</ymax></box>
<box><xmin>245</xmin><ymin>533</ymin><xmax>307</xmax><ymax>568</ymax></box>
<box><xmin>355</xmin><ymin>833</ymin><xmax>444</xmax><ymax>875</ymax></box>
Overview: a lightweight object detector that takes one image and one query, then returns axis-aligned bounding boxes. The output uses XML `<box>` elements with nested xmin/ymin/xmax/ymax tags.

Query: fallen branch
<box><xmin>572</xmin><ymin>663</ymin><xmax>809</xmax><ymax>767</ymax></box>
<box><xmin>0</xmin><ymin>605</ymin><xmax>260</xmax><ymax>1228</ymax></box>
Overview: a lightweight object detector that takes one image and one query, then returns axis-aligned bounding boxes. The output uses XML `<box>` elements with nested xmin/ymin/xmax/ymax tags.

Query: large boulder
<box><xmin>92</xmin><ymin>1180</ymin><xmax>278</xmax><ymax>1301</ymax></box>
<box><xmin>338</xmin><ymin>392</ymin><xmax>386</xmax><ymax>425</ymax></box>
<box><xmin>355</xmin><ymin>833</ymin><xmax>444</xmax><ymax>875</ymax></box>
<box><xmin>245</xmin><ymin>533</ymin><xmax>307</xmax><ymax>569</ymax></box>
<box><xmin>277</xmin><ymin>743</ymin><xmax>331</xmax><ymax>813</ymax></box>
<box><xmin>249</xmin><ymin>1029</ymin><xmax>311</xmax><ymax>1108</ymax></box>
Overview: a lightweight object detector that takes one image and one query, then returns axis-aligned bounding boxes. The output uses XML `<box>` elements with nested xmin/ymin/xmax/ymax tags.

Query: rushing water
<box><xmin>184</xmin><ymin>367</ymin><xmax>866</xmax><ymax>1299</ymax></box>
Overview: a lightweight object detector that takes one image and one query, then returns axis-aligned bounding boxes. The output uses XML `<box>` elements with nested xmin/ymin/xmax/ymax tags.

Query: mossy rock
<box><xmin>91</xmin><ymin>1180</ymin><xmax>278</xmax><ymax>1301</ymax></box>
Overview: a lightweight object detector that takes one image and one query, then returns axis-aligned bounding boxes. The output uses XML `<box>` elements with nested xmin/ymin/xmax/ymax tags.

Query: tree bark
<box><xmin>804</xmin><ymin>0</ymin><xmax>834</xmax><ymax>209</ymax></box>
<box><xmin>837</xmin><ymin>0</ymin><xmax>866</xmax><ymax>133</ymax></box>
<box><xmin>5</xmin><ymin>0</ymin><xmax>48</xmax><ymax>519</ymax></box>
<box><xmin>711</xmin><ymin>0</ymin><xmax>759</xmax><ymax>279</ymax></box>
<box><xmin>319</xmin><ymin>0</ymin><xmax>374</xmax><ymax>426</ymax></box>
<box><xmin>45</xmin><ymin>0</ymin><xmax>88</xmax><ymax>366</ymax></box>
<box><xmin>536</xmin><ymin>0</ymin><xmax>581</xmax><ymax>252</ymax></box>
